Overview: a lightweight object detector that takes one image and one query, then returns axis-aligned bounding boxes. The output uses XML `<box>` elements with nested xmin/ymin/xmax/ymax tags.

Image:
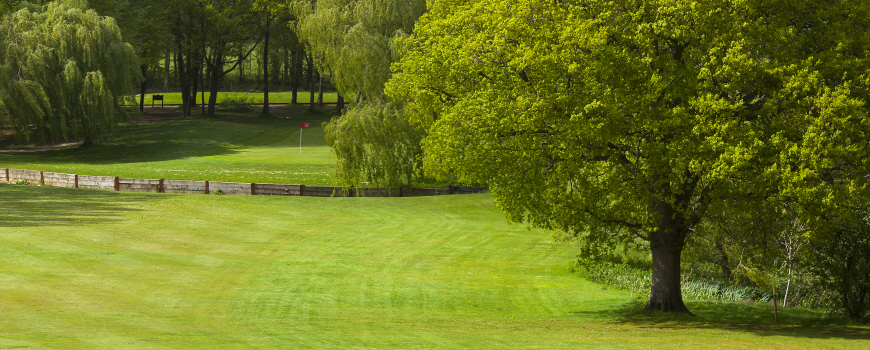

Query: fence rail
<box><xmin>0</xmin><ymin>168</ymin><xmax>486</xmax><ymax>198</ymax></box>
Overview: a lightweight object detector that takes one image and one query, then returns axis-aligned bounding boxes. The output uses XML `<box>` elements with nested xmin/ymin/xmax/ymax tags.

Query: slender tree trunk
<box><xmin>307</xmin><ymin>51</ymin><xmax>314</xmax><ymax>111</ymax></box>
<box><xmin>645</xmin><ymin>198</ymin><xmax>693</xmax><ymax>314</ymax></box>
<box><xmin>783</xmin><ymin>261</ymin><xmax>793</xmax><ymax>307</ymax></box>
<box><xmin>262</xmin><ymin>18</ymin><xmax>271</xmax><ymax>115</ymax></box>
<box><xmin>190</xmin><ymin>51</ymin><xmax>199</xmax><ymax>113</ymax></box>
<box><xmin>715</xmin><ymin>241</ymin><xmax>733</xmax><ymax>283</ymax></box>
<box><xmin>336</xmin><ymin>92</ymin><xmax>344</xmax><ymax>111</ymax></box>
<box><xmin>317</xmin><ymin>73</ymin><xmax>323</xmax><ymax>105</ymax></box>
<box><xmin>178</xmin><ymin>44</ymin><xmax>190</xmax><ymax>116</ymax></box>
<box><xmin>164</xmin><ymin>51</ymin><xmax>170</xmax><ymax>91</ymax></box>
<box><xmin>207</xmin><ymin>48</ymin><xmax>223</xmax><ymax>117</ymax></box>
<box><xmin>291</xmin><ymin>47</ymin><xmax>301</xmax><ymax>104</ymax></box>
<box><xmin>139</xmin><ymin>64</ymin><xmax>148</xmax><ymax>112</ymax></box>
<box><xmin>201</xmin><ymin>52</ymin><xmax>207</xmax><ymax>115</ymax></box>
<box><xmin>173</xmin><ymin>51</ymin><xmax>179</xmax><ymax>88</ymax></box>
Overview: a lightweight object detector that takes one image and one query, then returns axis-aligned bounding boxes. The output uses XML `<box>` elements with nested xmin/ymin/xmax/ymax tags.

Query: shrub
<box><xmin>218</xmin><ymin>96</ymin><xmax>254</xmax><ymax>112</ymax></box>
<box><xmin>809</xmin><ymin>216</ymin><xmax>870</xmax><ymax>319</ymax></box>
<box><xmin>574</xmin><ymin>258</ymin><xmax>775</xmax><ymax>303</ymax></box>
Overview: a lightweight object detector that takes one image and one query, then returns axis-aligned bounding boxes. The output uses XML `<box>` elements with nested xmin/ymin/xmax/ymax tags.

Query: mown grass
<box><xmin>133</xmin><ymin>91</ymin><xmax>340</xmax><ymax>105</ymax></box>
<box><xmin>0</xmin><ymin>185</ymin><xmax>866</xmax><ymax>349</ymax></box>
<box><xmin>0</xmin><ymin>105</ymin><xmax>339</xmax><ymax>185</ymax></box>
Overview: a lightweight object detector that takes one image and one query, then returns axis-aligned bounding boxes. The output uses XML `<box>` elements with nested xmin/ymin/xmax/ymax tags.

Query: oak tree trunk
<box><xmin>646</xmin><ymin>199</ymin><xmax>693</xmax><ymax>314</ymax></box>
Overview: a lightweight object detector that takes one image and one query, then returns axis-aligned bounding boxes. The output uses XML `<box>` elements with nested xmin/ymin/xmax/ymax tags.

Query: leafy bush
<box><xmin>218</xmin><ymin>96</ymin><xmax>255</xmax><ymax>112</ymax></box>
<box><xmin>574</xmin><ymin>258</ymin><xmax>775</xmax><ymax>303</ymax></box>
<box><xmin>572</xmin><ymin>259</ymin><xmax>650</xmax><ymax>297</ymax></box>
<box><xmin>809</xmin><ymin>215</ymin><xmax>870</xmax><ymax>319</ymax></box>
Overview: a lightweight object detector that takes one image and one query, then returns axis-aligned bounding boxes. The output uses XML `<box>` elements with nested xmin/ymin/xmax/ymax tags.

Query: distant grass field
<box><xmin>0</xmin><ymin>106</ymin><xmax>340</xmax><ymax>185</ymax></box>
<box><xmin>0</xmin><ymin>186</ymin><xmax>867</xmax><ymax>349</ymax></box>
<box><xmin>134</xmin><ymin>91</ymin><xmax>340</xmax><ymax>105</ymax></box>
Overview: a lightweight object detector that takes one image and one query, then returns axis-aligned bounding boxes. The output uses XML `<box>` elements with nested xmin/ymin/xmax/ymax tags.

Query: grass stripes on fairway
<box><xmin>0</xmin><ymin>185</ymin><xmax>867</xmax><ymax>349</ymax></box>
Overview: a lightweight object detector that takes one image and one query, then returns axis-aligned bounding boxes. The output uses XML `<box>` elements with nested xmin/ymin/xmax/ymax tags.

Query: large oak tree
<box><xmin>386</xmin><ymin>0</ymin><xmax>870</xmax><ymax>313</ymax></box>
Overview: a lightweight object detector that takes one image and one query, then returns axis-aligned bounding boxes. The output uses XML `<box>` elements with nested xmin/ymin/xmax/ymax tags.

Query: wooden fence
<box><xmin>0</xmin><ymin>168</ymin><xmax>486</xmax><ymax>198</ymax></box>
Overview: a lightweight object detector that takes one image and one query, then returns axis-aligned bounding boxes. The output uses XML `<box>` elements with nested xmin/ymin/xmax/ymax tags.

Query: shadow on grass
<box><xmin>0</xmin><ymin>184</ymin><xmax>157</xmax><ymax>227</ymax></box>
<box><xmin>572</xmin><ymin>299</ymin><xmax>870</xmax><ymax>340</ymax></box>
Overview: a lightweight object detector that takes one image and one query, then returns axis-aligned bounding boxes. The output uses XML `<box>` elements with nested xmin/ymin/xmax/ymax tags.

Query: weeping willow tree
<box><xmin>298</xmin><ymin>0</ymin><xmax>427</xmax><ymax>187</ymax></box>
<box><xmin>0</xmin><ymin>2</ymin><xmax>140</xmax><ymax>145</ymax></box>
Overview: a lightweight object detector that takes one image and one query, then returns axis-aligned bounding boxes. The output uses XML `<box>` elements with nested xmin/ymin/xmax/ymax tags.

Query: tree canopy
<box><xmin>386</xmin><ymin>0</ymin><xmax>870</xmax><ymax>313</ymax></box>
<box><xmin>0</xmin><ymin>2</ymin><xmax>140</xmax><ymax>145</ymax></box>
<box><xmin>302</xmin><ymin>0</ymin><xmax>428</xmax><ymax>187</ymax></box>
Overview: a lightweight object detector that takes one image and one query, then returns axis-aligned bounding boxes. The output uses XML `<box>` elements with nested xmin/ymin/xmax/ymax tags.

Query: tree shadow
<box><xmin>0</xmin><ymin>184</ymin><xmax>156</xmax><ymax>227</ymax></box>
<box><xmin>570</xmin><ymin>299</ymin><xmax>870</xmax><ymax>340</ymax></box>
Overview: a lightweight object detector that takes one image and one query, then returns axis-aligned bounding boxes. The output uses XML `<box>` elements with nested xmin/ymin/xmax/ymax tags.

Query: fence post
<box><xmin>159</xmin><ymin>178</ymin><xmax>164</xmax><ymax>193</ymax></box>
<box><xmin>114</xmin><ymin>177</ymin><xmax>119</xmax><ymax>191</ymax></box>
<box><xmin>40</xmin><ymin>171</ymin><xmax>44</xmax><ymax>184</ymax></box>
<box><xmin>447</xmin><ymin>185</ymin><xmax>453</xmax><ymax>195</ymax></box>
<box><xmin>300</xmin><ymin>185</ymin><xmax>304</xmax><ymax>196</ymax></box>
<box><xmin>74</xmin><ymin>174</ymin><xmax>78</xmax><ymax>188</ymax></box>
<box><xmin>205</xmin><ymin>180</ymin><xmax>209</xmax><ymax>194</ymax></box>
<box><xmin>251</xmin><ymin>183</ymin><xmax>256</xmax><ymax>195</ymax></box>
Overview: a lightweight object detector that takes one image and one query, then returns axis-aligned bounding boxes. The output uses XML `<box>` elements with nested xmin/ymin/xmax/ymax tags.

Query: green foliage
<box><xmin>809</xmin><ymin>209</ymin><xmax>870</xmax><ymax>319</ymax></box>
<box><xmin>575</xmin><ymin>258</ymin><xmax>776</xmax><ymax>304</ymax></box>
<box><xmin>213</xmin><ymin>187</ymin><xmax>225</xmax><ymax>195</ymax></box>
<box><xmin>301</xmin><ymin>0</ymin><xmax>428</xmax><ymax>187</ymax></box>
<box><xmin>387</xmin><ymin>0</ymin><xmax>870</xmax><ymax>311</ymax></box>
<box><xmin>324</xmin><ymin>102</ymin><xmax>425</xmax><ymax>187</ymax></box>
<box><xmin>299</xmin><ymin>0</ymin><xmax>425</xmax><ymax>102</ymax></box>
<box><xmin>0</xmin><ymin>3</ymin><xmax>140</xmax><ymax>144</ymax></box>
<box><xmin>218</xmin><ymin>95</ymin><xmax>255</xmax><ymax>112</ymax></box>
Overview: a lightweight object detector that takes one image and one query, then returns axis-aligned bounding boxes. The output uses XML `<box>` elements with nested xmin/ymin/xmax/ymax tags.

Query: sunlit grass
<box><xmin>0</xmin><ymin>106</ymin><xmax>339</xmax><ymax>185</ymax></box>
<box><xmin>0</xmin><ymin>186</ymin><xmax>866</xmax><ymax>349</ymax></box>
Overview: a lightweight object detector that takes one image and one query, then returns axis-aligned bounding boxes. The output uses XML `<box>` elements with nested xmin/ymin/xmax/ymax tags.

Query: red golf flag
<box><xmin>301</xmin><ymin>122</ymin><xmax>309</xmax><ymax>128</ymax></box>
